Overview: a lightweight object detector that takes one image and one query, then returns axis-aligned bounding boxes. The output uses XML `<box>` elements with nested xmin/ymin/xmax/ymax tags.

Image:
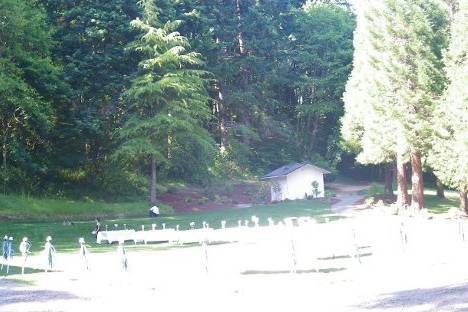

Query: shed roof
<box><xmin>262</xmin><ymin>162</ymin><xmax>330</xmax><ymax>180</ymax></box>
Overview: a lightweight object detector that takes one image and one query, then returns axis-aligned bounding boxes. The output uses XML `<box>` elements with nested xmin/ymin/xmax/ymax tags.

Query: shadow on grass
<box><xmin>317</xmin><ymin>252</ymin><xmax>372</xmax><ymax>261</ymax></box>
<box><xmin>359</xmin><ymin>283</ymin><xmax>468</xmax><ymax>311</ymax></box>
<box><xmin>0</xmin><ymin>280</ymin><xmax>79</xmax><ymax>307</ymax></box>
<box><xmin>1</xmin><ymin>265</ymin><xmax>44</xmax><ymax>277</ymax></box>
<box><xmin>241</xmin><ymin>267</ymin><xmax>347</xmax><ymax>275</ymax></box>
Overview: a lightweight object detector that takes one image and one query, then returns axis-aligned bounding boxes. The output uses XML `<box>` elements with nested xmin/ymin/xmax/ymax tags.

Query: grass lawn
<box><xmin>0</xmin><ymin>199</ymin><xmax>331</xmax><ymax>254</ymax></box>
<box><xmin>424</xmin><ymin>189</ymin><xmax>459</xmax><ymax>214</ymax></box>
<box><xmin>0</xmin><ymin>193</ymin><xmax>173</xmax><ymax>222</ymax></box>
<box><xmin>361</xmin><ymin>182</ymin><xmax>459</xmax><ymax>213</ymax></box>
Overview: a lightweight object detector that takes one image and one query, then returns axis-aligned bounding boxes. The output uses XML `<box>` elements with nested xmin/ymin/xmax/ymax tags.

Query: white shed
<box><xmin>262</xmin><ymin>163</ymin><xmax>330</xmax><ymax>201</ymax></box>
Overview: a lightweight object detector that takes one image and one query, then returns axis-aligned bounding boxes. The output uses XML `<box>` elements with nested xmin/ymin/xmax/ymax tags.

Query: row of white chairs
<box><xmin>96</xmin><ymin>216</ymin><xmax>330</xmax><ymax>246</ymax></box>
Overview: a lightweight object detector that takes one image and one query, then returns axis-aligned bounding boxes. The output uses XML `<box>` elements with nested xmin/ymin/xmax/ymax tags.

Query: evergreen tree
<box><xmin>115</xmin><ymin>0</ymin><xmax>214</xmax><ymax>206</ymax></box>
<box><xmin>430</xmin><ymin>0</ymin><xmax>468</xmax><ymax>212</ymax></box>
<box><xmin>344</xmin><ymin>0</ymin><xmax>449</xmax><ymax>210</ymax></box>
<box><xmin>370</xmin><ymin>0</ymin><xmax>449</xmax><ymax>210</ymax></box>
<box><xmin>342</xmin><ymin>1</ymin><xmax>405</xmax><ymax>201</ymax></box>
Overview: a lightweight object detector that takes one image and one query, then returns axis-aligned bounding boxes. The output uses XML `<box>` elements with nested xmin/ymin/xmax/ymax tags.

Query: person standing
<box><xmin>93</xmin><ymin>218</ymin><xmax>101</xmax><ymax>239</ymax></box>
<box><xmin>43</xmin><ymin>236</ymin><xmax>56</xmax><ymax>272</ymax></box>
<box><xmin>19</xmin><ymin>237</ymin><xmax>31</xmax><ymax>275</ymax></box>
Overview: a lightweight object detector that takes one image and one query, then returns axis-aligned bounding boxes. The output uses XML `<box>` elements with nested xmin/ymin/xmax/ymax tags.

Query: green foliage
<box><xmin>1</xmin><ymin>0</ymin><xmax>462</xmax><ymax>213</ymax></box>
<box><xmin>291</xmin><ymin>5</ymin><xmax>355</xmax><ymax>163</ymax></box>
<box><xmin>429</xmin><ymin>0</ymin><xmax>468</xmax><ymax>194</ymax></box>
<box><xmin>342</xmin><ymin>0</ymin><xmax>449</xmax><ymax>163</ymax></box>
<box><xmin>324</xmin><ymin>190</ymin><xmax>336</xmax><ymax>199</ymax></box>
<box><xmin>373</xmin><ymin>0</ymin><xmax>448</xmax><ymax>152</ymax></box>
<box><xmin>114</xmin><ymin>2</ymin><xmax>215</xmax><ymax>194</ymax></box>
<box><xmin>40</xmin><ymin>0</ymin><xmax>139</xmax><ymax>195</ymax></box>
<box><xmin>0</xmin><ymin>0</ymin><xmax>61</xmax><ymax>193</ymax></box>
<box><xmin>366</xmin><ymin>182</ymin><xmax>385</xmax><ymax>198</ymax></box>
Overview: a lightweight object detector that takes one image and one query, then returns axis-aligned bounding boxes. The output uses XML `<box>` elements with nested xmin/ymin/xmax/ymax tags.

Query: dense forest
<box><xmin>0</xmin><ymin>0</ymin><xmax>466</xmax><ymax>210</ymax></box>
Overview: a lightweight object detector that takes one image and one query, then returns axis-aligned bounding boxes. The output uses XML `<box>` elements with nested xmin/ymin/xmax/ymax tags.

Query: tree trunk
<box><xmin>2</xmin><ymin>135</ymin><xmax>6</xmax><ymax>195</ymax></box>
<box><xmin>436</xmin><ymin>179</ymin><xmax>445</xmax><ymax>198</ymax></box>
<box><xmin>384</xmin><ymin>163</ymin><xmax>394</xmax><ymax>197</ymax></box>
<box><xmin>149</xmin><ymin>155</ymin><xmax>157</xmax><ymax>207</ymax></box>
<box><xmin>410</xmin><ymin>151</ymin><xmax>425</xmax><ymax>210</ymax></box>
<box><xmin>306</xmin><ymin>114</ymin><xmax>320</xmax><ymax>158</ymax></box>
<box><xmin>235</xmin><ymin>0</ymin><xmax>245</xmax><ymax>55</ymax></box>
<box><xmin>396</xmin><ymin>152</ymin><xmax>409</xmax><ymax>208</ymax></box>
<box><xmin>217</xmin><ymin>92</ymin><xmax>228</xmax><ymax>153</ymax></box>
<box><xmin>461</xmin><ymin>190</ymin><xmax>467</xmax><ymax>215</ymax></box>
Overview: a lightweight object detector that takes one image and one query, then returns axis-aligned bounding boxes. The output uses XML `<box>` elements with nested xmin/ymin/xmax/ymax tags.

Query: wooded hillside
<box><xmin>0</xmin><ymin>0</ymin><xmax>466</xmax><ymax>211</ymax></box>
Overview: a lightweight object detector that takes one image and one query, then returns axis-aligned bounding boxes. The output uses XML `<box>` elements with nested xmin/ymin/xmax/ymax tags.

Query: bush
<box><xmin>156</xmin><ymin>184</ymin><xmax>168</xmax><ymax>195</ymax></box>
<box><xmin>311</xmin><ymin>180</ymin><xmax>321</xmax><ymax>198</ymax></box>
<box><xmin>197</xmin><ymin>197</ymin><xmax>209</xmax><ymax>205</ymax></box>
<box><xmin>214</xmin><ymin>194</ymin><xmax>224</xmax><ymax>204</ymax></box>
<box><xmin>166</xmin><ymin>185</ymin><xmax>179</xmax><ymax>194</ymax></box>
<box><xmin>251</xmin><ymin>182</ymin><xmax>270</xmax><ymax>203</ymax></box>
<box><xmin>222</xmin><ymin>183</ymin><xmax>234</xmax><ymax>195</ymax></box>
<box><xmin>202</xmin><ymin>187</ymin><xmax>216</xmax><ymax>200</ymax></box>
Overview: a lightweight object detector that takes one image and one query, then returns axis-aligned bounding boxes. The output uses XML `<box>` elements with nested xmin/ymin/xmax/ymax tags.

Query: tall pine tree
<box><xmin>342</xmin><ymin>0</ymin><xmax>406</xmax><ymax>202</ymax></box>
<box><xmin>115</xmin><ymin>0</ymin><xmax>214</xmax><ymax>206</ymax></box>
<box><xmin>344</xmin><ymin>0</ymin><xmax>449</xmax><ymax>210</ymax></box>
<box><xmin>370</xmin><ymin>0</ymin><xmax>449</xmax><ymax>210</ymax></box>
<box><xmin>430</xmin><ymin>0</ymin><xmax>468</xmax><ymax>212</ymax></box>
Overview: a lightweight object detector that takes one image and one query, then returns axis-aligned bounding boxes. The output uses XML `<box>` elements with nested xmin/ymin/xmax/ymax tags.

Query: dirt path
<box><xmin>329</xmin><ymin>182</ymin><xmax>370</xmax><ymax>214</ymax></box>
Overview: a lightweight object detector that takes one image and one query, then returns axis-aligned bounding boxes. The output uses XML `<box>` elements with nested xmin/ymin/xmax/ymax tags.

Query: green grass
<box><xmin>424</xmin><ymin>189</ymin><xmax>459</xmax><ymax>214</ymax></box>
<box><xmin>0</xmin><ymin>199</ymin><xmax>331</xmax><ymax>254</ymax></box>
<box><xmin>0</xmin><ymin>193</ymin><xmax>173</xmax><ymax>222</ymax></box>
<box><xmin>0</xmin><ymin>266</ymin><xmax>43</xmax><ymax>277</ymax></box>
<box><xmin>358</xmin><ymin>182</ymin><xmax>384</xmax><ymax>197</ymax></box>
<box><xmin>359</xmin><ymin>184</ymin><xmax>459</xmax><ymax>213</ymax></box>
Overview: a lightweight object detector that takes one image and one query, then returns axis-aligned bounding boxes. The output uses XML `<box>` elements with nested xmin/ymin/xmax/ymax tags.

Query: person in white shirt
<box><xmin>149</xmin><ymin>205</ymin><xmax>160</xmax><ymax>217</ymax></box>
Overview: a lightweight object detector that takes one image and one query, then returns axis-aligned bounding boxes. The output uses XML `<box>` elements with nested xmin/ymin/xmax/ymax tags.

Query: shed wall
<box><xmin>285</xmin><ymin>166</ymin><xmax>325</xmax><ymax>199</ymax></box>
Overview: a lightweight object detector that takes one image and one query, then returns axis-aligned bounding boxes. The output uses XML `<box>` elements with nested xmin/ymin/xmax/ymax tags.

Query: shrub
<box><xmin>214</xmin><ymin>194</ymin><xmax>224</xmax><ymax>203</ymax></box>
<box><xmin>197</xmin><ymin>197</ymin><xmax>209</xmax><ymax>205</ymax></box>
<box><xmin>311</xmin><ymin>181</ymin><xmax>321</xmax><ymax>198</ymax></box>
<box><xmin>251</xmin><ymin>182</ymin><xmax>271</xmax><ymax>203</ymax></box>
